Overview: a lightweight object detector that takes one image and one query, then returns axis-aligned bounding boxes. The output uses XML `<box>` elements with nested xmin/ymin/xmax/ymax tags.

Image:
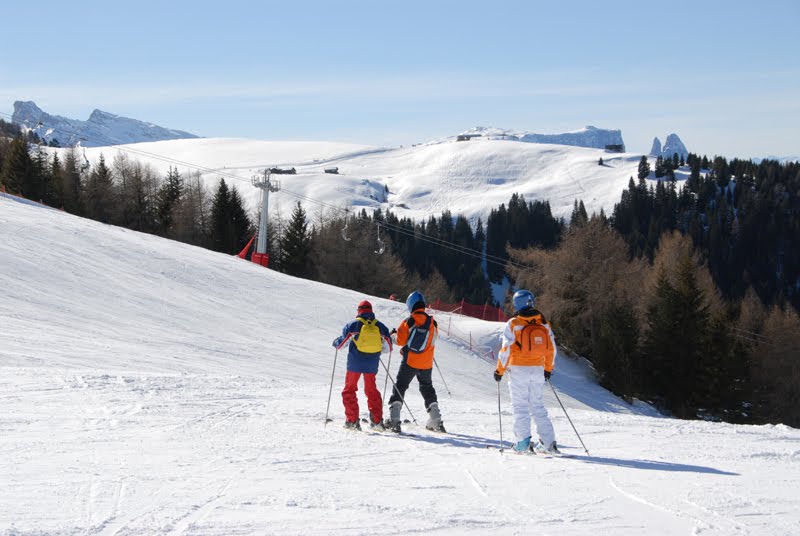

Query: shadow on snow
<box><xmin>403</xmin><ymin>431</ymin><xmax>738</xmax><ymax>476</ymax></box>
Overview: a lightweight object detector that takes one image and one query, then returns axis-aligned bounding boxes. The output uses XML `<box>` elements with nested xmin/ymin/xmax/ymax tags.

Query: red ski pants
<box><xmin>342</xmin><ymin>371</ymin><xmax>383</xmax><ymax>423</ymax></box>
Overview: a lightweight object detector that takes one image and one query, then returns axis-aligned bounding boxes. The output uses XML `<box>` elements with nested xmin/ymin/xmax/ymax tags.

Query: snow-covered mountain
<box><xmin>649</xmin><ymin>136</ymin><xmax>662</xmax><ymax>157</ymax></box>
<box><xmin>12</xmin><ymin>100</ymin><xmax>200</xmax><ymax>147</ymax></box>
<box><xmin>458</xmin><ymin>125</ymin><xmax>625</xmax><ymax>151</ymax></box>
<box><xmin>650</xmin><ymin>133</ymin><xmax>689</xmax><ymax>159</ymax></box>
<box><xmin>2</xmin><ymin>193</ymin><xmax>798</xmax><ymax>535</ymax></box>
<box><xmin>71</xmin><ymin>135</ymin><xmax>645</xmax><ymax>224</ymax></box>
<box><xmin>662</xmin><ymin>133</ymin><xmax>689</xmax><ymax>159</ymax></box>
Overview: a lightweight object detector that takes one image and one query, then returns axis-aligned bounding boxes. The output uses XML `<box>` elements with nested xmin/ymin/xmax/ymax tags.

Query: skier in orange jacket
<box><xmin>494</xmin><ymin>290</ymin><xmax>559</xmax><ymax>454</ymax></box>
<box><xmin>385</xmin><ymin>291</ymin><xmax>445</xmax><ymax>433</ymax></box>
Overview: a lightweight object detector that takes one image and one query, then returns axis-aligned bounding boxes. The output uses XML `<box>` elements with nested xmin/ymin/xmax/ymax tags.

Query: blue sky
<box><xmin>2</xmin><ymin>0</ymin><xmax>798</xmax><ymax>157</ymax></box>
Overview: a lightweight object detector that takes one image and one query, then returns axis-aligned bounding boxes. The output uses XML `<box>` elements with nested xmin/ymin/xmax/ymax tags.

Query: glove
<box><xmin>400</xmin><ymin>346</ymin><xmax>409</xmax><ymax>358</ymax></box>
<box><xmin>494</xmin><ymin>371</ymin><xmax>503</xmax><ymax>382</ymax></box>
<box><xmin>544</xmin><ymin>370</ymin><xmax>552</xmax><ymax>380</ymax></box>
<box><xmin>390</xmin><ymin>328</ymin><xmax>397</xmax><ymax>335</ymax></box>
<box><xmin>332</xmin><ymin>339</ymin><xmax>339</xmax><ymax>348</ymax></box>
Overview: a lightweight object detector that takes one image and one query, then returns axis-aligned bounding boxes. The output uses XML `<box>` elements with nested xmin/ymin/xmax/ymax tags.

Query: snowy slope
<box><xmin>75</xmin><ymin>135</ymin><xmax>646</xmax><ymax>223</ymax></box>
<box><xmin>1</xmin><ymin>196</ymin><xmax>799</xmax><ymax>535</ymax></box>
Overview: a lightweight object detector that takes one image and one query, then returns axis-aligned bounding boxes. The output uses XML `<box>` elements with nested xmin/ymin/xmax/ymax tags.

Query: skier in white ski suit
<box><xmin>494</xmin><ymin>290</ymin><xmax>559</xmax><ymax>454</ymax></box>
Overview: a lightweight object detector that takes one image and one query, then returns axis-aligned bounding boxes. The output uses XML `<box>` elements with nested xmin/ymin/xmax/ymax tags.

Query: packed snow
<box><xmin>1</xmin><ymin>194</ymin><xmax>799</xmax><ymax>535</ymax></box>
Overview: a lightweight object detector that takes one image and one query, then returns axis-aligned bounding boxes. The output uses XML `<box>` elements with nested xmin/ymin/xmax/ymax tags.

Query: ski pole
<box><xmin>378</xmin><ymin>357</ymin><xmax>417</xmax><ymax>424</ymax></box>
<box><xmin>433</xmin><ymin>358</ymin><xmax>452</xmax><ymax>396</ymax></box>
<box><xmin>382</xmin><ymin>348</ymin><xmax>393</xmax><ymax>402</ymax></box>
<box><xmin>324</xmin><ymin>348</ymin><xmax>339</xmax><ymax>427</ymax></box>
<box><xmin>383</xmin><ymin>328</ymin><xmax>398</xmax><ymax>400</ymax></box>
<box><xmin>497</xmin><ymin>380</ymin><xmax>505</xmax><ymax>453</ymax></box>
<box><xmin>548</xmin><ymin>378</ymin><xmax>590</xmax><ymax>455</ymax></box>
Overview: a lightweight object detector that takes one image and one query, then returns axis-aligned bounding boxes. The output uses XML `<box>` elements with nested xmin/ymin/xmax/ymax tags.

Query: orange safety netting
<box><xmin>428</xmin><ymin>299</ymin><xmax>507</xmax><ymax>322</ymax></box>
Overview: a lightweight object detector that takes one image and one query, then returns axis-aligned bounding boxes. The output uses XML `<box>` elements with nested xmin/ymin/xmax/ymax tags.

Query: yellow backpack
<box><xmin>354</xmin><ymin>318</ymin><xmax>383</xmax><ymax>353</ymax></box>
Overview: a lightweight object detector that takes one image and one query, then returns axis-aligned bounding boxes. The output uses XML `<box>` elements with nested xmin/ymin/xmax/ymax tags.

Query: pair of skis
<box><xmin>485</xmin><ymin>442</ymin><xmax>571</xmax><ymax>457</ymax></box>
<box><xmin>332</xmin><ymin>418</ymin><xmax>447</xmax><ymax>438</ymax></box>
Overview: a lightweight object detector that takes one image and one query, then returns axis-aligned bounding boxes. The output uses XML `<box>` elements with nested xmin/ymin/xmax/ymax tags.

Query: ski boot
<box><xmin>533</xmin><ymin>439</ymin><xmax>561</xmax><ymax>455</ymax></box>
<box><xmin>425</xmin><ymin>402</ymin><xmax>447</xmax><ymax>432</ymax></box>
<box><xmin>369</xmin><ymin>416</ymin><xmax>386</xmax><ymax>431</ymax></box>
<box><xmin>384</xmin><ymin>401</ymin><xmax>402</xmax><ymax>433</ymax></box>
<box><xmin>512</xmin><ymin>436</ymin><xmax>532</xmax><ymax>453</ymax></box>
<box><xmin>344</xmin><ymin>420</ymin><xmax>362</xmax><ymax>431</ymax></box>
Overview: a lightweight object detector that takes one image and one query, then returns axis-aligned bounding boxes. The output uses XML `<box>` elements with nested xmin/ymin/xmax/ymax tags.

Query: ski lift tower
<box><xmin>251</xmin><ymin>169</ymin><xmax>280</xmax><ymax>268</ymax></box>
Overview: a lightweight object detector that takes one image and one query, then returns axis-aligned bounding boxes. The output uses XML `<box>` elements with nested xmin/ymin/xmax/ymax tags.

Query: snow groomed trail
<box><xmin>1</xmin><ymin>196</ymin><xmax>799</xmax><ymax>535</ymax></box>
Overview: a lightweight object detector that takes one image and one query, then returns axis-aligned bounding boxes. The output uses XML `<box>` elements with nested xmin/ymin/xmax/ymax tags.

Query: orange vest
<box><xmin>396</xmin><ymin>309</ymin><xmax>437</xmax><ymax>369</ymax></box>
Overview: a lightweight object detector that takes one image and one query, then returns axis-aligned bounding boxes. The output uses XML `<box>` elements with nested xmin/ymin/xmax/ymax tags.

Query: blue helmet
<box><xmin>406</xmin><ymin>291</ymin><xmax>425</xmax><ymax>312</ymax></box>
<box><xmin>512</xmin><ymin>290</ymin><xmax>535</xmax><ymax>312</ymax></box>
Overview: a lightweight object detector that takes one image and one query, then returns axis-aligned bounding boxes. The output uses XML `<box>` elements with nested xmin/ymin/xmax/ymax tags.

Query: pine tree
<box><xmin>157</xmin><ymin>167</ymin><xmax>183</xmax><ymax>236</ymax></box>
<box><xmin>30</xmin><ymin>146</ymin><xmax>50</xmax><ymax>203</ymax></box>
<box><xmin>280</xmin><ymin>201</ymin><xmax>313</xmax><ymax>278</ymax></box>
<box><xmin>83</xmin><ymin>154</ymin><xmax>114</xmax><ymax>223</ymax></box>
<box><xmin>595</xmin><ymin>301</ymin><xmax>640</xmax><ymax>400</ymax></box>
<box><xmin>637</xmin><ymin>155</ymin><xmax>651</xmax><ymax>180</ymax></box>
<box><xmin>1</xmin><ymin>137</ymin><xmax>36</xmax><ymax>197</ymax></box>
<box><xmin>228</xmin><ymin>185</ymin><xmax>251</xmax><ymax>252</ymax></box>
<box><xmin>210</xmin><ymin>179</ymin><xmax>233</xmax><ymax>252</ymax></box>
<box><xmin>61</xmin><ymin>150</ymin><xmax>83</xmax><ymax>215</ymax></box>
<box><xmin>48</xmin><ymin>152</ymin><xmax>64</xmax><ymax>208</ymax></box>
<box><xmin>642</xmin><ymin>256</ymin><xmax>710</xmax><ymax>418</ymax></box>
<box><xmin>210</xmin><ymin>179</ymin><xmax>251</xmax><ymax>254</ymax></box>
<box><xmin>570</xmin><ymin>199</ymin><xmax>588</xmax><ymax>227</ymax></box>
<box><xmin>485</xmin><ymin>204</ymin><xmax>508</xmax><ymax>283</ymax></box>
<box><xmin>654</xmin><ymin>156</ymin><xmax>665</xmax><ymax>178</ymax></box>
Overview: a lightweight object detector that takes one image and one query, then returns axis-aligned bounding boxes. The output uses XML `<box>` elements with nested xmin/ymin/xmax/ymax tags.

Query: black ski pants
<box><xmin>388</xmin><ymin>356</ymin><xmax>437</xmax><ymax>409</ymax></box>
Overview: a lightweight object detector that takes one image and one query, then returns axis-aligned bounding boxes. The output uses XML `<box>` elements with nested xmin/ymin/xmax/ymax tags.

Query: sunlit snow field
<box><xmin>1</xmin><ymin>195</ymin><xmax>798</xmax><ymax>535</ymax></box>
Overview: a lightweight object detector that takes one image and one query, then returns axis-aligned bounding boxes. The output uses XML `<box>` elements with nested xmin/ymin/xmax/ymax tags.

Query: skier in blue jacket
<box><xmin>332</xmin><ymin>300</ymin><xmax>393</xmax><ymax>430</ymax></box>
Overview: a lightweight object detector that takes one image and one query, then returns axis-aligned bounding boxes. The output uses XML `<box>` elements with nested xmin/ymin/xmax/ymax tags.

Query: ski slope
<box><xmin>74</xmin><ymin>135</ymin><xmax>657</xmax><ymax>224</ymax></box>
<box><xmin>1</xmin><ymin>195</ymin><xmax>798</xmax><ymax>535</ymax></box>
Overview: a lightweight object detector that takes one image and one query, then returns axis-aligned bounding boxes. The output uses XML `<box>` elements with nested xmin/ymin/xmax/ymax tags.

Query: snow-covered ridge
<box><xmin>12</xmin><ymin>100</ymin><xmax>199</xmax><ymax>147</ymax></box>
<box><xmin>457</xmin><ymin>125</ymin><xmax>625</xmax><ymax>151</ymax></box>
<box><xmin>73</xmin><ymin>136</ymin><xmax>644</xmax><ymax>225</ymax></box>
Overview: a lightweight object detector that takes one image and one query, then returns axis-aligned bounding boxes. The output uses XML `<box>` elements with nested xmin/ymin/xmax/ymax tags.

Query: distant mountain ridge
<box><xmin>457</xmin><ymin>125</ymin><xmax>625</xmax><ymax>151</ymax></box>
<box><xmin>12</xmin><ymin>100</ymin><xmax>199</xmax><ymax>147</ymax></box>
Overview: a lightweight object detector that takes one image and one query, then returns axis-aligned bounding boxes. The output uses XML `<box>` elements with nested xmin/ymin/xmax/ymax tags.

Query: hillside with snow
<box><xmin>8</xmin><ymin>104</ymin><xmax>675</xmax><ymax>223</ymax></box>
<box><xmin>1</xmin><ymin>194</ymin><xmax>799</xmax><ymax>535</ymax></box>
<box><xmin>456</xmin><ymin>125</ymin><xmax>625</xmax><ymax>151</ymax></box>
<box><xmin>71</xmin><ymin>134</ymin><xmax>653</xmax><ymax>224</ymax></box>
